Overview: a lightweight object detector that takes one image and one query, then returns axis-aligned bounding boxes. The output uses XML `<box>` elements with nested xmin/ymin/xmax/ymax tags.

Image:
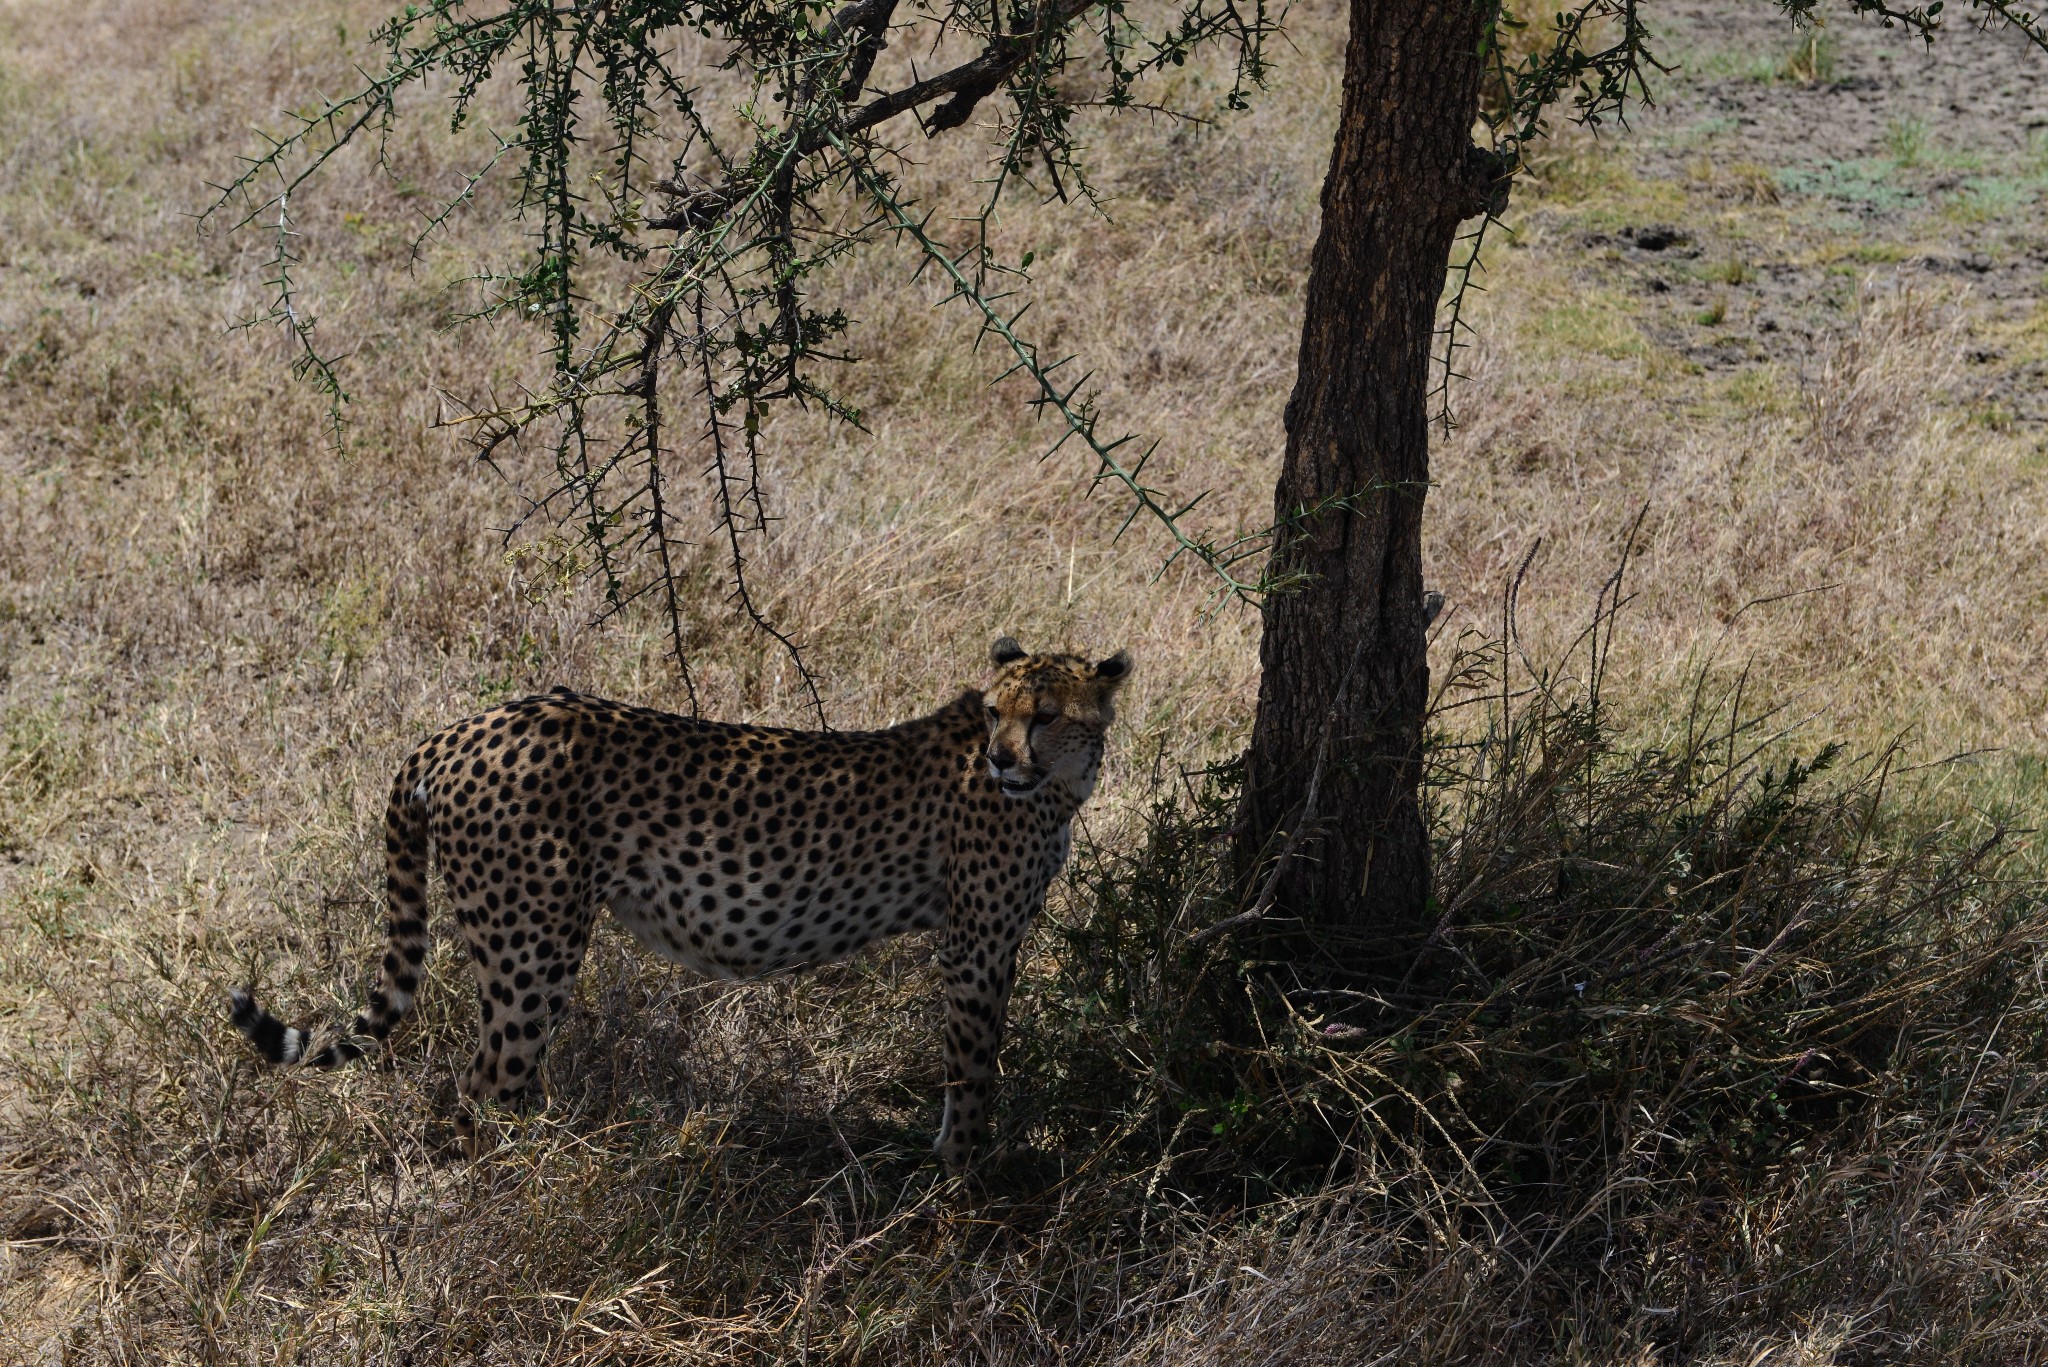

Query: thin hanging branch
<box><xmin>638</xmin><ymin>297</ymin><xmax>699</xmax><ymax>716</ymax></box>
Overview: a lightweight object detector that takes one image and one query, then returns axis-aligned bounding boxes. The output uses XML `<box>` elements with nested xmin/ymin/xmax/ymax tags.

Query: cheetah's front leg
<box><xmin>934</xmin><ymin>898</ymin><xmax>1031</xmax><ymax>1173</ymax></box>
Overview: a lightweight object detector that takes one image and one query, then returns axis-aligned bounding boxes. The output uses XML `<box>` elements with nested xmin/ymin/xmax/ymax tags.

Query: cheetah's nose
<box><xmin>988</xmin><ymin>743</ymin><xmax>1019</xmax><ymax>771</ymax></box>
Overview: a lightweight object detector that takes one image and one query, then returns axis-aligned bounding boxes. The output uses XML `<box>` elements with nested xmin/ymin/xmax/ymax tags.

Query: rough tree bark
<box><xmin>1238</xmin><ymin>0</ymin><xmax>1501</xmax><ymax>953</ymax></box>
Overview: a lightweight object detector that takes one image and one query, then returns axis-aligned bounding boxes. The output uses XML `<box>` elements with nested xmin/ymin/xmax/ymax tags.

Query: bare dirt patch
<box><xmin>1631</xmin><ymin>4</ymin><xmax>2048</xmax><ymax>415</ymax></box>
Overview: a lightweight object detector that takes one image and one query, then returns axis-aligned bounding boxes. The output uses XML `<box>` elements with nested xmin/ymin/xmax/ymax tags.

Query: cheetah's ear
<box><xmin>990</xmin><ymin>636</ymin><xmax>1028</xmax><ymax>667</ymax></box>
<box><xmin>1094</xmin><ymin>650</ymin><xmax>1132</xmax><ymax>684</ymax></box>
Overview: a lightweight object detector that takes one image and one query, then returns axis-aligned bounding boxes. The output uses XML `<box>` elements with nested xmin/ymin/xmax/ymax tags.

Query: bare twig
<box><xmin>694</xmin><ymin>295</ymin><xmax>828</xmax><ymax>726</ymax></box>
<box><xmin>637</xmin><ymin>298</ymin><xmax>699</xmax><ymax>716</ymax></box>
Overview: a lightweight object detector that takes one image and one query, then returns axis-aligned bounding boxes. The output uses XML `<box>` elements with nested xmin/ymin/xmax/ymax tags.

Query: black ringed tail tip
<box><xmin>228</xmin><ymin>987</ymin><xmax>305</xmax><ymax>1065</ymax></box>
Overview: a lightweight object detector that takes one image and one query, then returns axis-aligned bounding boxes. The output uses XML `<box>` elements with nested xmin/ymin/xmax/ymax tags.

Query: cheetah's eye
<box><xmin>985</xmin><ymin>705</ymin><xmax>1000</xmax><ymax>721</ymax></box>
<box><xmin>1033</xmin><ymin>709</ymin><xmax>1060</xmax><ymax>727</ymax></box>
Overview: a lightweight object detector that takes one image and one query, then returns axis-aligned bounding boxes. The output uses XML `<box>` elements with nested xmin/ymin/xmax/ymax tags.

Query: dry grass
<box><xmin>2</xmin><ymin>0</ymin><xmax>2045</xmax><ymax>1362</ymax></box>
<box><xmin>1434</xmin><ymin>228</ymin><xmax>2048</xmax><ymax>780</ymax></box>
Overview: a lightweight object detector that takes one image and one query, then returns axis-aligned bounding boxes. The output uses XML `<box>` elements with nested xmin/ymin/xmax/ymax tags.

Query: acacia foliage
<box><xmin>216</xmin><ymin>0</ymin><xmax>2046</xmax><ymax>693</ymax></box>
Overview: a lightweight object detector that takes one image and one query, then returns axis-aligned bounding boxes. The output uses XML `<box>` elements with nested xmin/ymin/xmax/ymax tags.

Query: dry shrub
<box><xmin>1804</xmin><ymin>277</ymin><xmax>1967</xmax><ymax>461</ymax></box>
<box><xmin>1000</xmin><ymin>552</ymin><xmax>2048</xmax><ymax>1357</ymax></box>
<box><xmin>1004</xmin><ymin>573</ymin><xmax>2048</xmax><ymax>1363</ymax></box>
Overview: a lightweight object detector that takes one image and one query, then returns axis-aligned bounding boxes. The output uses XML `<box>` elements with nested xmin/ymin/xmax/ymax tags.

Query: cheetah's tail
<box><xmin>227</xmin><ymin>758</ymin><xmax>435</xmax><ymax>1070</ymax></box>
<box><xmin>226</xmin><ymin>987</ymin><xmax>363</xmax><ymax>1067</ymax></box>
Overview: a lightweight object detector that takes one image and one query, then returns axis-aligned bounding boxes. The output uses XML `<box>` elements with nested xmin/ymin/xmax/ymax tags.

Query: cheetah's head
<box><xmin>981</xmin><ymin>636</ymin><xmax>1131</xmax><ymax>801</ymax></box>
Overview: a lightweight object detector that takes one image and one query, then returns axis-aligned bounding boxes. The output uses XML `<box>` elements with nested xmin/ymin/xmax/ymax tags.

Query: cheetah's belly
<box><xmin>598</xmin><ymin>830</ymin><xmax>947</xmax><ymax>980</ymax></box>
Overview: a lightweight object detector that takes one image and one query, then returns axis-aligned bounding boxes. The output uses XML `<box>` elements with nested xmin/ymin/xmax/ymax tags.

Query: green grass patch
<box><xmin>1776</xmin><ymin>158</ymin><xmax>1922</xmax><ymax>212</ymax></box>
<box><xmin>1842</xmin><ymin>240</ymin><xmax>1914</xmax><ymax>264</ymax></box>
<box><xmin>1528</xmin><ymin>291</ymin><xmax>1651</xmax><ymax>360</ymax></box>
<box><xmin>1679</xmin><ymin>32</ymin><xmax>1837</xmax><ymax>86</ymax></box>
<box><xmin>1884</xmin><ymin>115</ymin><xmax>1930</xmax><ymax>167</ymax></box>
<box><xmin>1704</xmin><ymin>256</ymin><xmax>1755</xmax><ymax>285</ymax></box>
<box><xmin>1696</xmin><ymin>362</ymin><xmax>1800</xmax><ymax>420</ymax></box>
<box><xmin>1942</xmin><ymin>175</ymin><xmax>2044</xmax><ymax>223</ymax></box>
<box><xmin>1521</xmin><ymin>144</ymin><xmax>1688</xmax><ymax>229</ymax></box>
<box><xmin>1684</xmin><ymin>48</ymin><xmax>1787</xmax><ymax>83</ymax></box>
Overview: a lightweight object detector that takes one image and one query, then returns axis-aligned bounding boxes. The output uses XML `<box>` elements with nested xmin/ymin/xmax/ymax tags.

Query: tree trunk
<box><xmin>1238</xmin><ymin>0</ymin><xmax>1495</xmax><ymax>957</ymax></box>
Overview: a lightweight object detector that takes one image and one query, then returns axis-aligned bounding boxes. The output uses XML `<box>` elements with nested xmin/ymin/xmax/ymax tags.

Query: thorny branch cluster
<box><xmin>214</xmin><ymin>0</ymin><xmax>2048</xmax><ymax>698</ymax></box>
<box><xmin>213</xmin><ymin>0</ymin><xmax>1277</xmax><ymax>706</ymax></box>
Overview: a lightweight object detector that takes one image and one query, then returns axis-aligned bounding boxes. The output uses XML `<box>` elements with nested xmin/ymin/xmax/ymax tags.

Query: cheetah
<box><xmin>229</xmin><ymin>637</ymin><xmax>1129</xmax><ymax>1171</ymax></box>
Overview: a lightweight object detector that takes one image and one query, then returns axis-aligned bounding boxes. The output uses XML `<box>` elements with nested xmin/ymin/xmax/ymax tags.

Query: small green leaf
<box><xmin>1020</xmin><ymin>250</ymin><xmax>1035</xmax><ymax>269</ymax></box>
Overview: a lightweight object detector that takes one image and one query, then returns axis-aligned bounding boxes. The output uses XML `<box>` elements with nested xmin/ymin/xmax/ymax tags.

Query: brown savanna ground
<box><xmin>2</xmin><ymin>0</ymin><xmax>2045</xmax><ymax>1362</ymax></box>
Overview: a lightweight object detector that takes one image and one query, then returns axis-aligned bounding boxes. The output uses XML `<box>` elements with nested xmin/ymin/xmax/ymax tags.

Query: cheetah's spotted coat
<box><xmin>230</xmin><ymin>638</ymin><xmax>1129</xmax><ymax>1169</ymax></box>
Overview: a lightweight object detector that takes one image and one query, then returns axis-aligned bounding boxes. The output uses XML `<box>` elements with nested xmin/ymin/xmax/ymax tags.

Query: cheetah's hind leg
<box><xmin>447</xmin><ymin>866</ymin><xmax>597</xmax><ymax>1156</ymax></box>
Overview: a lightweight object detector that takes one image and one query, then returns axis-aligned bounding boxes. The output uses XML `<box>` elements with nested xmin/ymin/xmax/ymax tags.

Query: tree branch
<box><xmin>832</xmin><ymin>0</ymin><xmax>902</xmax><ymax>100</ymax></box>
<box><xmin>648</xmin><ymin>0</ymin><xmax>1109</xmax><ymax>232</ymax></box>
<box><xmin>851</xmin><ymin>0</ymin><xmax>1105</xmax><ymax>133</ymax></box>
